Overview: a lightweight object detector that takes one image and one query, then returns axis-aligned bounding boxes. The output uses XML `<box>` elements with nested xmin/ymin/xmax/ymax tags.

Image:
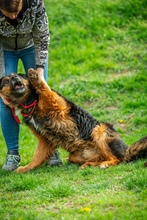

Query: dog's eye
<box><xmin>3</xmin><ymin>79</ymin><xmax>9</xmax><ymax>85</ymax></box>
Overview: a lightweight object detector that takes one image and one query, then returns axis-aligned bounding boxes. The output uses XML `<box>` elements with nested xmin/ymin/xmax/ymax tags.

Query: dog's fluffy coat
<box><xmin>0</xmin><ymin>68</ymin><xmax>146</xmax><ymax>173</ymax></box>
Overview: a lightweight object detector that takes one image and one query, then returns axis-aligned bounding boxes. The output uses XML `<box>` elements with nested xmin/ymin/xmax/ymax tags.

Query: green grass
<box><xmin>0</xmin><ymin>0</ymin><xmax>147</xmax><ymax>219</ymax></box>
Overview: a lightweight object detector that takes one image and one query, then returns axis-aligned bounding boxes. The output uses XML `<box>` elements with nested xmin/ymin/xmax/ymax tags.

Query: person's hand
<box><xmin>36</xmin><ymin>67</ymin><xmax>44</xmax><ymax>78</ymax></box>
<box><xmin>0</xmin><ymin>94</ymin><xmax>15</xmax><ymax>108</ymax></box>
<box><xmin>36</xmin><ymin>67</ymin><xmax>48</xmax><ymax>86</ymax></box>
<box><xmin>0</xmin><ymin>94</ymin><xmax>10</xmax><ymax>105</ymax></box>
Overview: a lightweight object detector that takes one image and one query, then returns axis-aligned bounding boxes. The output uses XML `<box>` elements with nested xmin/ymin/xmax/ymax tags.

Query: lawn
<box><xmin>0</xmin><ymin>0</ymin><xmax>147</xmax><ymax>219</ymax></box>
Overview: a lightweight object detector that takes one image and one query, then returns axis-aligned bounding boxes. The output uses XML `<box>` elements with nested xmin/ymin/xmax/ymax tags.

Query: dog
<box><xmin>0</xmin><ymin>68</ymin><xmax>147</xmax><ymax>173</ymax></box>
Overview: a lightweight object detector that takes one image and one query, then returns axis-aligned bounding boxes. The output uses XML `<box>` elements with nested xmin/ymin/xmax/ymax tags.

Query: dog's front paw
<box><xmin>16</xmin><ymin>166</ymin><xmax>30</xmax><ymax>173</ymax></box>
<box><xmin>28</xmin><ymin>68</ymin><xmax>39</xmax><ymax>82</ymax></box>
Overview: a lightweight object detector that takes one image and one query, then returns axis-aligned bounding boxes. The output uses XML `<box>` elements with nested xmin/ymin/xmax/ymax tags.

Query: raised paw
<box><xmin>28</xmin><ymin>68</ymin><xmax>39</xmax><ymax>82</ymax></box>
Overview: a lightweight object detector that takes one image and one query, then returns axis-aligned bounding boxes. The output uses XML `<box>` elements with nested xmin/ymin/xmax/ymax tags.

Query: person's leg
<box><xmin>20</xmin><ymin>47</ymin><xmax>62</xmax><ymax>166</ymax></box>
<box><xmin>1</xmin><ymin>51</ymin><xmax>20</xmax><ymax>171</ymax></box>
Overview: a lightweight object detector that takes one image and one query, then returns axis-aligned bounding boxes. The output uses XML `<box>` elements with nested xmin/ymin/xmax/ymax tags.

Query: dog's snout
<box><xmin>10</xmin><ymin>74</ymin><xmax>21</xmax><ymax>90</ymax></box>
<box><xmin>12</xmin><ymin>74</ymin><xmax>18</xmax><ymax>80</ymax></box>
<box><xmin>11</xmin><ymin>74</ymin><xmax>20</xmax><ymax>83</ymax></box>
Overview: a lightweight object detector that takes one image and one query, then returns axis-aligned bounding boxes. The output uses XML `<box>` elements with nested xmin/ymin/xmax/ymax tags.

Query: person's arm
<box><xmin>0</xmin><ymin>42</ymin><xmax>5</xmax><ymax>78</ymax></box>
<box><xmin>32</xmin><ymin>0</ymin><xmax>50</xmax><ymax>70</ymax></box>
<box><xmin>36</xmin><ymin>67</ymin><xmax>44</xmax><ymax>79</ymax></box>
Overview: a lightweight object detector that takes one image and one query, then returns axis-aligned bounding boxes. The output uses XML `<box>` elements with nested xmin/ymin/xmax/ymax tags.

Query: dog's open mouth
<box><xmin>14</xmin><ymin>82</ymin><xmax>25</xmax><ymax>90</ymax></box>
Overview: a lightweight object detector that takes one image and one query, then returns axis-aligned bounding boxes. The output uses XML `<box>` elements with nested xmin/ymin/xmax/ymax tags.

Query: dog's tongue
<box><xmin>15</xmin><ymin>84</ymin><xmax>23</xmax><ymax>89</ymax></box>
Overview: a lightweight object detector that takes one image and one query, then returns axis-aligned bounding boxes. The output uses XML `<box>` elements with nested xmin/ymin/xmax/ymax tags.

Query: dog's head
<box><xmin>0</xmin><ymin>73</ymin><xmax>34</xmax><ymax>108</ymax></box>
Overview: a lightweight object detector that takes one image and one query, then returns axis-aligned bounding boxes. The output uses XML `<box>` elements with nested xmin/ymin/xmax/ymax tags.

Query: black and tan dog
<box><xmin>0</xmin><ymin>68</ymin><xmax>147</xmax><ymax>173</ymax></box>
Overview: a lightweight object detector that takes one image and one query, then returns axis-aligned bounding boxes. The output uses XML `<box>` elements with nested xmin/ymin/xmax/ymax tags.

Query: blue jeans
<box><xmin>0</xmin><ymin>46</ymin><xmax>48</xmax><ymax>151</ymax></box>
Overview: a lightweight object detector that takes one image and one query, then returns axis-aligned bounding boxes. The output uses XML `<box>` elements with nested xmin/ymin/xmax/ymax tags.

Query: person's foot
<box><xmin>2</xmin><ymin>150</ymin><xmax>20</xmax><ymax>171</ymax></box>
<box><xmin>47</xmin><ymin>149</ymin><xmax>62</xmax><ymax>167</ymax></box>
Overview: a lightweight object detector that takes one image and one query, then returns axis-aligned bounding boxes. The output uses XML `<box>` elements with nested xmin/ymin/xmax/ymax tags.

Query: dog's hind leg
<box><xmin>80</xmin><ymin>159</ymin><xmax>120</xmax><ymax>169</ymax></box>
<box><xmin>17</xmin><ymin>137</ymin><xmax>54</xmax><ymax>173</ymax></box>
<box><xmin>68</xmin><ymin>152</ymin><xmax>85</xmax><ymax>165</ymax></box>
<box><xmin>80</xmin><ymin>161</ymin><xmax>101</xmax><ymax>169</ymax></box>
<box><xmin>91</xmin><ymin>123</ymin><xmax>120</xmax><ymax>168</ymax></box>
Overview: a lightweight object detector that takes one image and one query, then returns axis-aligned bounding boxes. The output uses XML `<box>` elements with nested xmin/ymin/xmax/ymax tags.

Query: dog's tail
<box><xmin>123</xmin><ymin>136</ymin><xmax>147</xmax><ymax>166</ymax></box>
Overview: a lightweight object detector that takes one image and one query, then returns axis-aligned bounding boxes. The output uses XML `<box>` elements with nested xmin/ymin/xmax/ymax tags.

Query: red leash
<box><xmin>11</xmin><ymin>108</ymin><xmax>21</xmax><ymax>124</ymax></box>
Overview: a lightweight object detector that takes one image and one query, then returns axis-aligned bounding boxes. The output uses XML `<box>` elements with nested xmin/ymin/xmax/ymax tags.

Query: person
<box><xmin>0</xmin><ymin>0</ymin><xmax>62</xmax><ymax>171</ymax></box>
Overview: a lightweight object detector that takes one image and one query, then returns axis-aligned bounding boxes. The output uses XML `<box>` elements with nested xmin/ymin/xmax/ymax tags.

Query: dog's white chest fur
<box><xmin>29</xmin><ymin>117</ymin><xmax>40</xmax><ymax>131</ymax></box>
<box><xmin>15</xmin><ymin>108</ymin><xmax>22</xmax><ymax>116</ymax></box>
